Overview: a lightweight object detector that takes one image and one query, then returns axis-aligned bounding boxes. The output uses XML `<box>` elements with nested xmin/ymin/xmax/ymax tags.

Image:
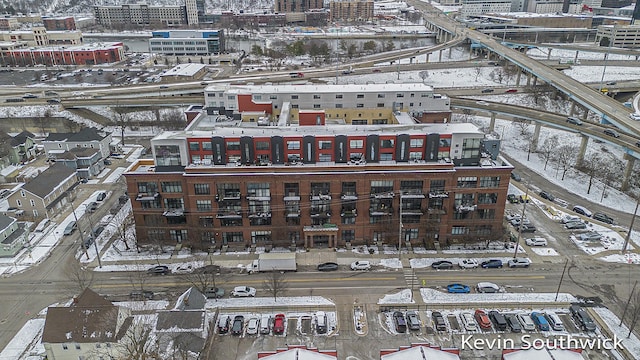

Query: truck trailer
<box><xmin>249</xmin><ymin>253</ymin><xmax>297</xmax><ymax>273</ymax></box>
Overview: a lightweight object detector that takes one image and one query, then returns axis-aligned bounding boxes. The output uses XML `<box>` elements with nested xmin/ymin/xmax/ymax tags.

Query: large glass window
<box><xmin>287</xmin><ymin>141</ymin><xmax>300</xmax><ymax>150</ymax></box>
<box><xmin>479</xmin><ymin>176</ymin><xmax>500</xmax><ymax>188</ymax></box>
<box><xmin>194</xmin><ymin>183</ymin><xmax>210</xmax><ymax>195</ymax></box>
<box><xmin>137</xmin><ymin>182</ymin><xmax>158</xmax><ymax>194</ymax></box>
<box><xmin>196</xmin><ymin>200</ymin><xmax>212</xmax><ymax>211</ymax></box>
<box><xmin>154</xmin><ymin>145</ymin><xmax>181</xmax><ymax>166</ymax></box>
<box><xmin>161</xmin><ymin>181</ymin><xmax>182</xmax><ymax>193</ymax></box>
<box><xmin>350</xmin><ymin>139</ymin><xmax>364</xmax><ymax>149</ymax></box>
<box><xmin>456</xmin><ymin>177</ymin><xmax>477</xmax><ymax>188</ymax></box>
<box><xmin>410</xmin><ymin>139</ymin><xmax>424</xmax><ymax>148</ymax></box>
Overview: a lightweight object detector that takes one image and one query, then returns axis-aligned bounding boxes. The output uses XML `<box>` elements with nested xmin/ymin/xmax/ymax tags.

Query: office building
<box><xmin>150</xmin><ymin>30</ymin><xmax>224</xmax><ymax>56</ymax></box>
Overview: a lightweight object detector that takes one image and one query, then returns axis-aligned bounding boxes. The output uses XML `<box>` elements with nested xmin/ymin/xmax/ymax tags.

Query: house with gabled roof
<box><xmin>7</xmin><ymin>130</ymin><xmax>37</xmax><ymax>164</ymax></box>
<box><xmin>41</xmin><ymin>288</ymin><xmax>133</xmax><ymax>360</ymax></box>
<box><xmin>56</xmin><ymin>147</ymin><xmax>104</xmax><ymax>179</ymax></box>
<box><xmin>6</xmin><ymin>163</ymin><xmax>77</xmax><ymax>220</ymax></box>
<box><xmin>42</xmin><ymin>127</ymin><xmax>112</xmax><ymax>160</ymax></box>
<box><xmin>0</xmin><ymin>214</ymin><xmax>28</xmax><ymax>257</ymax></box>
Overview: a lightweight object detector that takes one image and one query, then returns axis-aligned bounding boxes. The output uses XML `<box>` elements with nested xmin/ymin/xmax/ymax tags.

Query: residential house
<box><xmin>8</xmin><ymin>131</ymin><xmax>37</xmax><ymax>164</ymax></box>
<box><xmin>154</xmin><ymin>287</ymin><xmax>208</xmax><ymax>357</ymax></box>
<box><xmin>6</xmin><ymin>163</ymin><xmax>77</xmax><ymax>220</ymax></box>
<box><xmin>0</xmin><ymin>214</ymin><xmax>28</xmax><ymax>257</ymax></box>
<box><xmin>41</xmin><ymin>288</ymin><xmax>133</xmax><ymax>360</ymax></box>
<box><xmin>43</xmin><ymin>127</ymin><xmax>112</xmax><ymax>160</ymax></box>
<box><xmin>56</xmin><ymin>147</ymin><xmax>104</xmax><ymax>179</ymax></box>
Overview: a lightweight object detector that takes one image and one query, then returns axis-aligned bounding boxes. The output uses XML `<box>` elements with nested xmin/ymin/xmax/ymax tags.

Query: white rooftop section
<box><xmin>161</xmin><ymin>63</ymin><xmax>206</xmax><ymax>77</ymax></box>
<box><xmin>206</xmin><ymin>82</ymin><xmax>439</xmax><ymax>95</ymax></box>
<box><xmin>503</xmin><ymin>348</ymin><xmax>584</xmax><ymax>360</ymax></box>
<box><xmin>381</xmin><ymin>346</ymin><xmax>460</xmax><ymax>360</ymax></box>
<box><xmin>155</xmin><ymin>123</ymin><xmax>483</xmax><ymax>140</ymax></box>
<box><xmin>260</xmin><ymin>348</ymin><xmax>336</xmax><ymax>360</ymax></box>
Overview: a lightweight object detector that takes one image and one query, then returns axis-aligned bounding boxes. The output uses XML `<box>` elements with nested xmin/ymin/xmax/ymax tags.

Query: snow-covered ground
<box><xmin>420</xmin><ymin>288</ymin><xmax>577</xmax><ymax>303</ymax></box>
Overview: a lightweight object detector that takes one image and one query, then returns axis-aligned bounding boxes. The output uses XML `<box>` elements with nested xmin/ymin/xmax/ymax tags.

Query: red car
<box><xmin>372</xmin><ymin>69</ymin><xmax>382</xmax><ymax>73</ymax></box>
<box><xmin>273</xmin><ymin>313</ymin><xmax>286</xmax><ymax>334</ymax></box>
<box><xmin>474</xmin><ymin>310</ymin><xmax>492</xmax><ymax>330</ymax></box>
<box><xmin>505</xmin><ymin>88</ymin><xmax>518</xmax><ymax>93</ymax></box>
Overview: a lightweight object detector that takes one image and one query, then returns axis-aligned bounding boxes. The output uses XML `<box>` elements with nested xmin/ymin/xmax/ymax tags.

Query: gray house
<box><xmin>0</xmin><ymin>214</ymin><xmax>28</xmax><ymax>258</ymax></box>
<box><xmin>56</xmin><ymin>147</ymin><xmax>104</xmax><ymax>179</ymax></box>
<box><xmin>6</xmin><ymin>163</ymin><xmax>77</xmax><ymax>220</ymax></box>
<box><xmin>43</xmin><ymin>128</ymin><xmax>112</xmax><ymax>160</ymax></box>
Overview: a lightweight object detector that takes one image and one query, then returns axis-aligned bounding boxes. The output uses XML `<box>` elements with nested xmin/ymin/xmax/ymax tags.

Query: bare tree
<box><xmin>596</xmin><ymin>154</ymin><xmax>623</xmax><ymax>202</ymax></box>
<box><xmin>113</xmin><ymin>111</ymin><xmax>130</xmax><ymax>146</ymax></box>
<box><xmin>180</xmin><ymin>259</ymin><xmax>226</xmax><ymax>296</ymax></box>
<box><xmin>511</xmin><ymin>118</ymin><xmax>530</xmax><ymax>136</ymax></box>
<box><xmin>115</xmin><ymin>213</ymin><xmax>135</xmax><ymax>251</ymax></box>
<box><xmin>110</xmin><ymin>318</ymin><xmax>159</xmax><ymax>360</ymax></box>
<box><xmin>552</xmin><ymin>144</ymin><xmax>578</xmax><ymax>180</ymax></box>
<box><xmin>0</xmin><ymin>131</ymin><xmax>12</xmax><ymax>160</ymax></box>
<box><xmin>128</xmin><ymin>263</ymin><xmax>149</xmax><ymax>292</ymax></box>
<box><xmin>162</xmin><ymin>109</ymin><xmax>186</xmax><ymax>131</ymax></box>
<box><xmin>578</xmin><ymin>152</ymin><xmax>603</xmax><ymax>194</ymax></box>
<box><xmin>65</xmin><ymin>260</ymin><xmax>95</xmax><ymax>295</ymax></box>
<box><xmin>537</xmin><ymin>135</ymin><xmax>558</xmax><ymax>170</ymax></box>
<box><xmin>419</xmin><ymin>71</ymin><xmax>429</xmax><ymax>83</ymax></box>
<box><xmin>263</xmin><ymin>270</ymin><xmax>288</xmax><ymax>301</ymax></box>
<box><xmin>473</xmin><ymin>65</ymin><xmax>482</xmax><ymax>82</ymax></box>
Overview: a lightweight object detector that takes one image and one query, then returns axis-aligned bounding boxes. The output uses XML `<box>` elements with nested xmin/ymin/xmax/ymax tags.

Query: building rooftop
<box><xmin>161</xmin><ymin>63</ymin><xmax>206</xmax><ymax>77</ymax></box>
<box><xmin>205</xmin><ymin>82</ymin><xmax>439</xmax><ymax>95</ymax></box>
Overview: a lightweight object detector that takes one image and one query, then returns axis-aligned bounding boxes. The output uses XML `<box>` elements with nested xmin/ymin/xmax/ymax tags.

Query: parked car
<box><xmin>406</xmin><ymin>310</ymin><xmax>421</xmax><ymax>331</ymax></box>
<box><xmin>561</xmin><ymin>214</ymin><xmax>581</xmax><ymax>223</ymax></box>
<box><xmin>351</xmin><ymin>260</ymin><xmax>371</xmax><ymax>270</ymax></box>
<box><xmin>508</xmin><ymin>258</ymin><xmax>531</xmax><ymax>268</ymax></box>
<box><xmin>232</xmin><ymin>315</ymin><xmax>244</xmax><ymax>335</ymax></box>
<box><xmin>317</xmin><ymin>262</ymin><xmax>339</xmax><ymax>271</ymax></box>
<box><xmin>431</xmin><ymin>260</ymin><xmax>454</xmax><ymax>270</ymax></box>
<box><xmin>476</xmin><ymin>282</ymin><xmax>500</xmax><ymax>293</ymax></box>
<box><xmin>63</xmin><ymin>221</ymin><xmax>77</xmax><ymax>235</ymax></box>
<box><xmin>447</xmin><ymin>283</ymin><xmax>471</xmax><ymax>293</ymax></box>
<box><xmin>474</xmin><ymin>310</ymin><xmax>492</xmax><ymax>330</ymax></box>
<box><xmin>517</xmin><ymin>313</ymin><xmax>536</xmax><ymax>331</ymax></box>
<box><xmin>218</xmin><ymin>315</ymin><xmax>231</xmax><ymax>334</ymax></box>
<box><xmin>432</xmin><ymin>311</ymin><xmax>447</xmax><ymax>331</ymax></box>
<box><xmin>546</xmin><ymin>312</ymin><xmax>565</xmax><ymax>331</ymax></box>
<box><xmin>525</xmin><ymin>237</ymin><xmax>547</xmax><ymax>246</ymax></box>
<box><xmin>517</xmin><ymin>224</ymin><xmax>537</xmax><ymax>233</ymax></box>
<box><xmin>260</xmin><ymin>314</ymin><xmax>272</xmax><ymax>334</ymax></box>
<box><xmin>459</xmin><ymin>259</ymin><xmax>479</xmax><ymax>269</ymax></box>
<box><xmin>579</xmin><ymin>232</ymin><xmax>602</xmax><ymax>241</ymax></box>
<box><xmin>507</xmin><ymin>194</ymin><xmax>519</xmax><ymax>203</ymax></box>
<box><xmin>231</xmin><ymin>286</ymin><xmax>256</xmax><ymax>297</ymax></box>
<box><xmin>539</xmin><ymin>191</ymin><xmax>555</xmax><ymax>201</ymax></box>
<box><xmin>88</xmin><ymin>202</ymin><xmax>98</xmax><ymax>213</ymax></box>
<box><xmin>573</xmin><ymin>205</ymin><xmax>592</xmax><ymax>217</ymax></box>
<box><xmin>565</xmin><ymin>221</ymin><xmax>587</xmax><ymax>230</ymax></box>
<box><xmin>246</xmin><ymin>317</ymin><xmax>260</xmax><ymax>335</ymax></box>
<box><xmin>570</xmin><ymin>305</ymin><xmax>597</xmax><ymax>332</ymax></box>
<box><xmin>566</xmin><ymin>116</ymin><xmax>583</xmax><ymax>125</ymax></box>
<box><xmin>481</xmin><ymin>259</ymin><xmax>503</xmax><ymax>269</ymax></box>
<box><xmin>505</xmin><ymin>88</ymin><xmax>518</xmax><ymax>93</ymax></box>
<box><xmin>593</xmin><ymin>212</ymin><xmax>614</xmax><ymax>224</ymax></box>
<box><xmin>393</xmin><ymin>311</ymin><xmax>407</xmax><ymax>333</ymax></box>
<box><xmin>97</xmin><ymin>192</ymin><xmax>107</xmax><ymax>201</ymax></box>
<box><xmin>603</xmin><ymin>128</ymin><xmax>620</xmax><ymax>138</ymax></box>
<box><xmin>531</xmin><ymin>312</ymin><xmax>550</xmax><ymax>331</ymax></box>
<box><xmin>103</xmin><ymin>159</ymin><xmax>112</xmax><ymax>165</ymax></box>
<box><xmin>316</xmin><ymin>311</ymin><xmax>328</xmax><ymax>334</ymax></box>
<box><xmin>486</xmin><ymin>311</ymin><xmax>506</xmax><ymax>331</ymax></box>
<box><xmin>510</xmin><ymin>218</ymin><xmax>531</xmax><ymax>227</ymax></box>
<box><xmin>460</xmin><ymin>312</ymin><xmax>478</xmax><ymax>331</ymax></box>
<box><xmin>204</xmin><ymin>287</ymin><xmax>225</xmax><ymax>298</ymax></box>
<box><xmin>510</xmin><ymin>172</ymin><xmax>521</xmax><ymax>181</ymax></box>
<box><xmin>147</xmin><ymin>265</ymin><xmax>170</xmax><ymax>275</ymax></box>
<box><xmin>481</xmin><ymin>88</ymin><xmax>494</xmax><ymax>93</ymax></box>
<box><xmin>630</xmin><ymin>113</ymin><xmax>640</xmax><ymax>121</ymax></box>
<box><xmin>504</xmin><ymin>313</ymin><xmax>522</xmax><ymax>333</ymax></box>
<box><xmin>273</xmin><ymin>314</ymin><xmax>286</xmax><ymax>334</ymax></box>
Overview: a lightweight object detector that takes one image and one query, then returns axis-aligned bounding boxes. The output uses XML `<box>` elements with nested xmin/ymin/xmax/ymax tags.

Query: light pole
<box><xmin>622</xmin><ymin>197</ymin><xmax>639</xmax><ymax>254</ymax></box>
<box><xmin>82</xmin><ymin>204</ymin><xmax>103</xmax><ymax>269</ymax></box>
<box><xmin>71</xmin><ymin>200</ymin><xmax>89</xmax><ymax>260</ymax></box>
<box><xmin>598</xmin><ymin>27</ymin><xmax>615</xmax><ymax>94</ymax></box>
<box><xmin>512</xmin><ymin>185</ymin><xmax>530</xmax><ymax>259</ymax></box>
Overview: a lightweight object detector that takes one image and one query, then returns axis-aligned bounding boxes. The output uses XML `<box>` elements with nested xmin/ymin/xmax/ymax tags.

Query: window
<box><xmin>357</xmin><ymin>94</ymin><xmax>364</xmax><ymax>99</ymax></box>
<box><xmin>439</xmin><ymin>138</ymin><xmax>451</xmax><ymax>147</ymax></box>
<box><xmin>75</xmin><ymin>344</ymin><xmax>81</xmax><ymax>350</ymax></box>
<box><xmin>251</xmin><ymin>231</ymin><xmax>271</xmax><ymax>243</ymax></box>
<box><xmin>456</xmin><ymin>177</ymin><xmax>477</xmax><ymax>188</ymax></box>
<box><xmin>476</xmin><ymin>225</ymin><xmax>492</xmax><ymax>236</ymax></box>
<box><xmin>161</xmin><ymin>181</ymin><xmax>182</xmax><ymax>193</ymax></box>
<box><xmin>452</xmin><ymin>226</ymin><xmax>469</xmax><ymax>235</ymax></box>
<box><xmin>377</xmin><ymin>94</ymin><xmax>385</xmax><ymax>98</ymax></box>
<box><xmin>291</xmin><ymin>95</ymin><xmax>298</xmax><ymax>99</ymax></box>
<box><xmin>223</xmin><ymin>232</ymin><xmax>243</xmax><ymax>243</ymax></box>
<box><xmin>20</xmin><ymin>190</ymin><xmax>25</xmax><ymax>197</ymax></box>
<box><xmin>372</xmin><ymin>119</ymin><xmax>388</xmax><ymax>125</ymax></box>
<box><xmin>314</xmin><ymin>94</ymin><xmax>321</xmax><ymax>99</ymax></box>
<box><xmin>227</xmin><ymin>95</ymin><xmax>235</xmax><ymax>100</ymax></box>
<box><xmin>170</xmin><ymin>229</ymin><xmax>188</xmax><ymax>242</ymax></box>
<box><xmin>478</xmin><ymin>193</ymin><xmax>498</xmax><ymax>204</ymax></box>
<box><xmin>314</xmin><ymin>104</ymin><xmax>321</xmax><ymax>108</ymax></box>
<box><xmin>319</xmin><ymin>153</ymin><xmax>332</xmax><ymax>162</ymax></box>
<box><xmin>319</xmin><ymin>141</ymin><xmax>332</xmax><ymax>150</ymax></box>
<box><xmin>287</xmin><ymin>141</ymin><xmax>300</xmax><ymax>150</ymax></box>
<box><xmin>335</xmin><ymin>94</ymin><xmax>343</xmax><ymax>99</ymax></box>
<box><xmin>410</xmin><ymin>138</ymin><xmax>424</xmax><ymax>148</ymax></box>
<box><xmin>196</xmin><ymin>200</ymin><xmax>212</xmax><ymax>211</ymax></box>
<box><xmin>478</xmin><ymin>209</ymin><xmax>496</xmax><ymax>219</ymax></box>
<box><xmin>380</xmin><ymin>139</ymin><xmax>394</xmax><ymax>148</ymax></box>
<box><xmin>403</xmin><ymin>228</ymin><xmax>419</xmax><ymax>240</ymax></box>
<box><xmin>335</xmin><ymin>104</ymin><xmax>343</xmax><ymax>108</ymax></box>
<box><xmin>199</xmin><ymin>216</ymin><xmax>214</xmax><ymax>227</ymax></box>
<box><xmin>189</xmin><ymin>142</ymin><xmax>200</xmax><ymax>151</ymax></box>
<box><xmin>479</xmin><ymin>176</ymin><xmax>500</xmax><ymax>188</ymax></box>
<box><xmin>352</xmin><ymin>120</ymin><xmax>367</xmax><ymax>125</ymax></box>
<box><xmin>410</xmin><ymin>152</ymin><xmax>422</xmax><ymax>160</ymax></box>
<box><xmin>194</xmin><ymin>183</ymin><xmax>210</xmax><ymax>195</ymax></box>
<box><xmin>342</xmin><ymin>230</ymin><xmax>355</xmax><ymax>241</ymax></box>
<box><xmin>396</xmin><ymin>93</ymin><xmax>404</xmax><ymax>98</ymax></box>
<box><xmin>256</xmin><ymin>141</ymin><xmax>270</xmax><ymax>150</ymax></box>
<box><xmin>380</xmin><ymin>153</ymin><xmax>392</xmax><ymax>161</ymax></box>
<box><xmin>350</xmin><ymin>140</ymin><xmax>364</xmax><ymax>149</ymax></box>
<box><xmin>377</xmin><ymin>103</ymin><xmax>385</xmax><ymax>108</ymax></box>
<box><xmin>29</xmin><ymin>199</ymin><xmax>35</xmax><ymax>206</ymax></box>
<box><xmin>62</xmin><ymin>344</ymin><xmax>68</xmax><ymax>350</ymax></box>
<box><xmin>226</xmin><ymin>141</ymin><xmax>240</xmax><ymax>150</ymax></box>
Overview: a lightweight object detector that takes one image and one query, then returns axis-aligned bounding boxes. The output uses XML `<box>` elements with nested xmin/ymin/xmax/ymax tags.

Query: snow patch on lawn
<box><xmin>378</xmin><ymin>289</ymin><xmax>414</xmax><ymax>304</ymax></box>
<box><xmin>420</xmin><ymin>288</ymin><xmax>577</xmax><ymax>303</ymax></box>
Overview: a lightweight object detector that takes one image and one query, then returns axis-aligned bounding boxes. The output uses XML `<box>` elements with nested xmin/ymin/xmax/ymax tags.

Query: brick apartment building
<box><xmin>329</xmin><ymin>0</ymin><xmax>374</xmax><ymax>22</ymax></box>
<box><xmin>124</xmin><ymin>103</ymin><xmax>511</xmax><ymax>251</ymax></box>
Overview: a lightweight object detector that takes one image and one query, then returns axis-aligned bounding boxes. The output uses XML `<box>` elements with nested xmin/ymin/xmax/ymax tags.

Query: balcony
<box><xmin>455</xmin><ymin>204</ymin><xmax>477</xmax><ymax>213</ymax></box>
<box><xmin>136</xmin><ymin>192</ymin><xmax>160</xmax><ymax>201</ymax></box>
<box><xmin>341</xmin><ymin>193</ymin><xmax>358</xmax><ymax>200</ymax></box>
<box><xmin>247</xmin><ymin>195</ymin><xmax>271</xmax><ymax>201</ymax></box>
<box><xmin>401</xmin><ymin>190</ymin><xmax>425</xmax><ymax>199</ymax></box>
<box><xmin>218</xmin><ymin>192</ymin><xmax>241</xmax><ymax>201</ymax></box>
<box><xmin>248</xmin><ymin>211</ymin><xmax>272</xmax><ymax>218</ymax></box>
<box><xmin>429</xmin><ymin>191</ymin><xmax>449</xmax><ymax>199</ymax></box>
<box><xmin>340</xmin><ymin>208</ymin><xmax>357</xmax><ymax>217</ymax></box>
<box><xmin>216</xmin><ymin>210</ymin><xmax>243</xmax><ymax>218</ymax></box>
<box><xmin>310</xmin><ymin>211</ymin><xmax>332</xmax><ymax>218</ymax></box>
<box><xmin>163</xmin><ymin>209</ymin><xmax>184</xmax><ymax>217</ymax></box>
<box><xmin>370</xmin><ymin>207</ymin><xmax>393</xmax><ymax>216</ymax></box>
<box><xmin>311</xmin><ymin>194</ymin><xmax>332</xmax><ymax>201</ymax></box>
<box><xmin>371</xmin><ymin>192</ymin><xmax>395</xmax><ymax>199</ymax></box>
<box><xmin>284</xmin><ymin>195</ymin><xmax>300</xmax><ymax>201</ymax></box>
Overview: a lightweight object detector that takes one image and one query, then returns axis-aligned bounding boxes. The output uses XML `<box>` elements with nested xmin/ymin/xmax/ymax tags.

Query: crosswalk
<box><xmin>403</xmin><ymin>268</ymin><xmax>419</xmax><ymax>288</ymax></box>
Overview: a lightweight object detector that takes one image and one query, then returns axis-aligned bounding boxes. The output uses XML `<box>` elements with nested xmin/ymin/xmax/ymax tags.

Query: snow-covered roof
<box><xmin>260</xmin><ymin>348</ymin><xmax>337</xmax><ymax>360</ymax></box>
<box><xmin>503</xmin><ymin>348</ymin><xmax>584</xmax><ymax>360</ymax></box>
<box><xmin>206</xmin><ymin>82</ymin><xmax>436</xmax><ymax>95</ymax></box>
<box><xmin>381</xmin><ymin>346</ymin><xmax>460</xmax><ymax>360</ymax></box>
<box><xmin>161</xmin><ymin>63</ymin><xmax>206</xmax><ymax>77</ymax></box>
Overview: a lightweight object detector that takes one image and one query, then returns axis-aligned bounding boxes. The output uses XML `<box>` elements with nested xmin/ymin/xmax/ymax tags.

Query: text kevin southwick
<box><xmin>461</xmin><ymin>334</ymin><xmax>624</xmax><ymax>350</ymax></box>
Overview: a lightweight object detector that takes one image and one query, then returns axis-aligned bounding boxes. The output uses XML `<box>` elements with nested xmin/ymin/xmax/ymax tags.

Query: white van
<box><xmin>546</xmin><ymin>312</ymin><xmax>565</xmax><ymax>331</ymax></box>
<box><xmin>259</xmin><ymin>314</ymin><xmax>271</xmax><ymax>334</ymax></box>
<box><xmin>35</xmin><ymin>218</ymin><xmax>50</xmax><ymax>232</ymax></box>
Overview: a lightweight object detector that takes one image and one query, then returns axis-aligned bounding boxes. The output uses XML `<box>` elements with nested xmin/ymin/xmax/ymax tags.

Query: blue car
<box><xmin>447</xmin><ymin>283</ymin><xmax>471</xmax><ymax>293</ymax></box>
<box><xmin>531</xmin><ymin>312</ymin><xmax>550</xmax><ymax>331</ymax></box>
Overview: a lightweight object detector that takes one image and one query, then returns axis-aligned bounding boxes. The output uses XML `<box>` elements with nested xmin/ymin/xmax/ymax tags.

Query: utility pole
<box><xmin>85</xmin><ymin>208</ymin><xmax>102</xmax><ymax>268</ymax></box>
<box><xmin>622</xmin><ymin>197</ymin><xmax>639</xmax><ymax>254</ymax></box>
<box><xmin>398</xmin><ymin>192</ymin><xmax>403</xmax><ymax>262</ymax></box>
<box><xmin>513</xmin><ymin>186</ymin><xmax>530</xmax><ymax>259</ymax></box>
<box><xmin>71</xmin><ymin>201</ymin><xmax>89</xmax><ymax>260</ymax></box>
<box><xmin>555</xmin><ymin>259</ymin><xmax>569</xmax><ymax>302</ymax></box>
<box><xmin>620</xmin><ymin>280</ymin><xmax>638</xmax><ymax>326</ymax></box>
